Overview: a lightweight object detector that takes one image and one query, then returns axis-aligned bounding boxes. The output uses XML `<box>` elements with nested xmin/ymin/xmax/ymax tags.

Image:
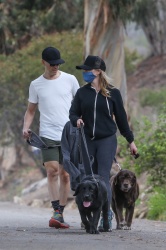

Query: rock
<box><xmin>135</xmin><ymin>205</ymin><xmax>148</xmax><ymax>219</ymax></box>
<box><xmin>31</xmin><ymin>199</ymin><xmax>44</xmax><ymax>207</ymax></box>
<box><xmin>138</xmin><ymin>209</ymin><xmax>148</xmax><ymax>219</ymax></box>
<box><xmin>13</xmin><ymin>196</ymin><xmax>26</xmax><ymax>206</ymax></box>
<box><xmin>21</xmin><ymin>178</ymin><xmax>47</xmax><ymax>195</ymax></box>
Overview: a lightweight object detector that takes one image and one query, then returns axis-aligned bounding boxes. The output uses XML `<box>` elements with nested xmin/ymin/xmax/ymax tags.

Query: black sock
<box><xmin>51</xmin><ymin>200</ymin><xmax>60</xmax><ymax>211</ymax></box>
<box><xmin>59</xmin><ymin>205</ymin><xmax>65</xmax><ymax>215</ymax></box>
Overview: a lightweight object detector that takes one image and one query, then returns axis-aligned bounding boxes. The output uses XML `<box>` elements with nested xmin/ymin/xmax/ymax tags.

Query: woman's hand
<box><xmin>77</xmin><ymin>119</ymin><xmax>84</xmax><ymax>128</ymax></box>
<box><xmin>129</xmin><ymin>141</ymin><xmax>138</xmax><ymax>156</ymax></box>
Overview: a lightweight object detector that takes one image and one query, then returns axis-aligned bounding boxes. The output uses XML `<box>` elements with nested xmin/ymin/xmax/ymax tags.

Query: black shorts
<box><xmin>40</xmin><ymin>137</ymin><xmax>63</xmax><ymax>164</ymax></box>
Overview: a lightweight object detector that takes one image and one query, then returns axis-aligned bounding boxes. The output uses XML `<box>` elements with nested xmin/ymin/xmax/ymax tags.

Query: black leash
<box><xmin>79</xmin><ymin>124</ymin><xmax>97</xmax><ymax>183</ymax></box>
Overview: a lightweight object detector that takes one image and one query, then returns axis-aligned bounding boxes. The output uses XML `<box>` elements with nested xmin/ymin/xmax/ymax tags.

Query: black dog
<box><xmin>110</xmin><ymin>169</ymin><xmax>139</xmax><ymax>230</ymax></box>
<box><xmin>73</xmin><ymin>174</ymin><xmax>109</xmax><ymax>234</ymax></box>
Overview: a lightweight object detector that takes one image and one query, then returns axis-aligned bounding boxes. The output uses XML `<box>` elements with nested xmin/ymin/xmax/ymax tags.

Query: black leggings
<box><xmin>81</xmin><ymin>134</ymin><xmax>117</xmax><ymax>209</ymax></box>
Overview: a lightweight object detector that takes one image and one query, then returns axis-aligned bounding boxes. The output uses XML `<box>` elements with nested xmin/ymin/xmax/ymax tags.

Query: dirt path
<box><xmin>0</xmin><ymin>202</ymin><xmax>165</xmax><ymax>250</ymax></box>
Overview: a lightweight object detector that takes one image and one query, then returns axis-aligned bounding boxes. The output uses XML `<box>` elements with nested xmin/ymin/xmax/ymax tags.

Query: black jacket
<box><xmin>69</xmin><ymin>83</ymin><xmax>134</xmax><ymax>143</ymax></box>
<box><xmin>61</xmin><ymin>121</ymin><xmax>86</xmax><ymax>191</ymax></box>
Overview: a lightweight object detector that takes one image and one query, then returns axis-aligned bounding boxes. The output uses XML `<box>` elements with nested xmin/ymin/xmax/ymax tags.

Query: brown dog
<box><xmin>110</xmin><ymin>169</ymin><xmax>139</xmax><ymax>230</ymax></box>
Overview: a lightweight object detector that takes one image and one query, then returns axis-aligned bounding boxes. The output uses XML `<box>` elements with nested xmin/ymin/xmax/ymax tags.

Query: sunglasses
<box><xmin>50</xmin><ymin>63</ymin><xmax>60</xmax><ymax>67</ymax></box>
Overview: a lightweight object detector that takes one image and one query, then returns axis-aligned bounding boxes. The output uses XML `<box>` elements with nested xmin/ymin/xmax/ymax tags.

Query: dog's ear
<box><xmin>114</xmin><ymin>174</ymin><xmax>118</xmax><ymax>185</ymax></box>
<box><xmin>132</xmin><ymin>173</ymin><xmax>137</xmax><ymax>186</ymax></box>
<box><xmin>73</xmin><ymin>184</ymin><xmax>81</xmax><ymax>196</ymax></box>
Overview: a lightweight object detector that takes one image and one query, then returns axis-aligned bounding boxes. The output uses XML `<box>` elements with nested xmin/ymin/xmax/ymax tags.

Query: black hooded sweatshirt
<box><xmin>69</xmin><ymin>83</ymin><xmax>134</xmax><ymax>143</ymax></box>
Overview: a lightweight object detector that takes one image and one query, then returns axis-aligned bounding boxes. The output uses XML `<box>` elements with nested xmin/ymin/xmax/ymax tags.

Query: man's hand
<box><xmin>23</xmin><ymin>129</ymin><xmax>31</xmax><ymax>139</ymax></box>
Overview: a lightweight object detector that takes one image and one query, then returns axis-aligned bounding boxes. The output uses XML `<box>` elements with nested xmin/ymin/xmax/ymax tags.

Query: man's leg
<box><xmin>44</xmin><ymin>161</ymin><xmax>59</xmax><ymax>201</ymax></box>
<box><xmin>59</xmin><ymin>164</ymin><xmax>70</xmax><ymax>206</ymax></box>
<box><xmin>44</xmin><ymin>161</ymin><xmax>70</xmax><ymax>229</ymax></box>
<box><xmin>40</xmin><ymin>138</ymin><xmax>70</xmax><ymax>228</ymax></box>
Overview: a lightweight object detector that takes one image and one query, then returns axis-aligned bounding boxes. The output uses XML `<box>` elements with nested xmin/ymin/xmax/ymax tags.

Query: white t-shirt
<box><xmin>28</xmin><ymin>71</ymin><xmax>79</xmax><ymax>140</ymax></box>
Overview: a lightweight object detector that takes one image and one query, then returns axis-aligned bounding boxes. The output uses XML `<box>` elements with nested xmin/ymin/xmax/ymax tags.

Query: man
<box><xmin>23</xmin><ymin>47</ymin><xmax>79</xmax><ymax>229</ymax></box>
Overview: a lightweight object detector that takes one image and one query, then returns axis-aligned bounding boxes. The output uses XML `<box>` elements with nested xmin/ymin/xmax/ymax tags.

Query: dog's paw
<box><xmin>120</xmin><ymin>220</ymin><xmax>127</xmax><ymax>227</ymax></box>
<box><xmin>89</xmin><ymin>228</ymin><xmax>100</xmax><ymax>234</ymax></box>
<box><xmin>123</xmin><ymin>225</ymin><xmax>131</xmax><ymax>230</ymax></box>
<box><xmin>103</xmin><ymin>228</ymin><xmax>112</xmax><ymax>232</ymax></box>
<box><xmin>92</xmin><ymin>230</ymin><xmax>100</xmax><ymax>234</ymax></box>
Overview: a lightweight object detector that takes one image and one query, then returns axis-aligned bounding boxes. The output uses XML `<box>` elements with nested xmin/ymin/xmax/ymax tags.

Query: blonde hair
<box><xmin>99</xmin><ymin>71</ymin><xmax>114</xmax><ymax>97</ymax></box>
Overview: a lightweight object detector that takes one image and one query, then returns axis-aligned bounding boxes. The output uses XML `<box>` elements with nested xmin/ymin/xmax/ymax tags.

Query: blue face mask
<box><xmin>83</xmin><ymin>71</ymin><xmax>96</xmax><ymax>83</ymax></box>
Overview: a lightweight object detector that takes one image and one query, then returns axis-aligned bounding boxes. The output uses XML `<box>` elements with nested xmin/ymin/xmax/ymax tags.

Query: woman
<box><xmin>69</xmin><ymin>55</ymin><xmax>138</xmax><ymax>231</ymax></box>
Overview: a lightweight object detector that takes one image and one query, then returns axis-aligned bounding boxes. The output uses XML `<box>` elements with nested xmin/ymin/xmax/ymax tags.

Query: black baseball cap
<box><xmin>42</xmin><ymin>47</ymin><xmax>65</xmax><ymax>64</ymax></box>
<box><xmin>76</xmin><ymin>55</ymin><xmax>106</xmax><ymax>71</ymax></box>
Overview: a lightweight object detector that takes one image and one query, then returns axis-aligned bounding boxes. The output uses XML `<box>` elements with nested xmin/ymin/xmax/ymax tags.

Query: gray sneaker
<box><xmin>98</xmin><ymin>209</ymin><xmax>114</xmax><ymax>232</ymax></box>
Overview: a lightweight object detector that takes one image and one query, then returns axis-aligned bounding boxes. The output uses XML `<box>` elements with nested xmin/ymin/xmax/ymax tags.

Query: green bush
<box><xmin>0</xmin><ymin>31</ymin><xmax>84</xmax><ymax>88</ymax></box>
<box><xmin>139</xmin><ymin>88</ymin><xmax>166</xmax><ymax>110</ymax></box>
<box><xmin>147</xmin><ymin>188</ymin><xmax>166</xmax><ymax>221</ymax></box>
<box><xmin>117</xmin><ymin>105</ymin><xmax>166</xmax><ymax>188</ymax></box>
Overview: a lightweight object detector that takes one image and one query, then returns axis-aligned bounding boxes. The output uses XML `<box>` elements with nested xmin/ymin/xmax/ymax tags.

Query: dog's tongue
<box><xmin>83</xmin><ymin>201</ymin><xmax>91</xmax><ymax>207</ymax></box>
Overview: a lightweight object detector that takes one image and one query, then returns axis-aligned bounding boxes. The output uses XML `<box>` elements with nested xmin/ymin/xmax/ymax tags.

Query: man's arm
<box><xmin>23</xmin><ymin>102</ymin><xmax>37</xmax><ymax>139</ymax></box>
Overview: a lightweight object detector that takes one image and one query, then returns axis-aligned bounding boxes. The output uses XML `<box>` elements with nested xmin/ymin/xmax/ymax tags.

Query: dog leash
<box><xmin>114</xmin><ymin>157</ymin><xmax>122</xmax><ymax>171</ymax></box>
<box><xmin>79</xmin><ymin>124</ymin><xmax>98</xmax><ymax>184</ymax></box>
<box><xmin>114</xmin><ymin>153</ymin><xmax>140</xmax><ymax>172</ymax></box>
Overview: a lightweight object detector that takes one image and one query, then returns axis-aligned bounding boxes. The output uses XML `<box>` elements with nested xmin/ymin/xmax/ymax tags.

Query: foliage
<box><xmin>125</xmin><ymin>47</ymin><xmax>143</xmax><ymax>74</ymax></box>
<box><xmin>117</xmin><ymin>106</ymin><xmax>166</xmax><ymax>188</ymax></box>
<box><xmin>109</xmin><ymin>0</ymin><xmax>166</xmax><ymax>55</ymax></box>
<box><xmin>0</xmin><ymin>0</ymin><xmax>84</xmax><ymax>54</ymax></box>
<box><xmin>108</xmin><ymin>0</ymin><xmax>161</xmax><ymax>26</ymax></box>
<box><xmin>109</xmin><ymin>0</ymin><xmax>137</xmax><ymax>23</ymax></box>
<box><xmin>41</xmin><ymin>0</ymin><xmax>84</xmax><ymax>33</ymax></box>
<box><xmin>147</xmin><ymin>187</ymin><xmax>166</xmax><ymax>221</ymax></box>
<box><xmin>139</xmin><ymin>88</ymin><xmax>166</xmax><ymax>110</ymax></box>
<box><xmin>132</xmin><ymin>0</ymin><xmax>157</xmax><ymax>25</ymax></box>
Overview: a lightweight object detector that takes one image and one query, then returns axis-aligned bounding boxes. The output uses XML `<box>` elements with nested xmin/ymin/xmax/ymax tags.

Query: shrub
<box><xmin>147</xmin><ymin>187</ymin><xmax>166</xmax><ymax>221</ymax></box>
<box><xmin>117</xmin><ymin>105</ymin><xmax>166</xmax><ymax>189</ymax></box>
<box><xmin>125</xmin><ymin>48</ymin><xmax>143</xmax><ymax>74</ymax></box>
<box><xmin>139</xmin><ymin>88</ymin><xmax>166</xmax><ymax>110</ymax></box>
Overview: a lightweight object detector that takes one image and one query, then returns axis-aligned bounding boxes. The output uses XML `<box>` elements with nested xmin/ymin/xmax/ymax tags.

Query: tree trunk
<box><xmin>140</xmin><ymin>0</ymin><xmax>166</xmax><ymax>55</ymax></box>
<box><xmin>84</xmin><ymin>0</ymin><xmax>127</xmax><ymax>105</ymax></box>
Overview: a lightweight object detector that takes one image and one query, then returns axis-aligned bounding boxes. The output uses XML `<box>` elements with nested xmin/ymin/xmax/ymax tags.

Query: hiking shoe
<box><xmin>49</xmin><ymin>210</ymin><xmax>70</xmax><ymax>229</ymax></box>
<box><xmin>98</xmin><ymin>209</ymin><xmax>114</xmax><ymax>232</ymax></box>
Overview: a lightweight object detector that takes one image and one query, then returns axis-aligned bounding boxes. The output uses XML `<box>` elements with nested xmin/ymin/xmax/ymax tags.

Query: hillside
<box><xmin>127</xmin><ymin>54</ymin><xmax>166</xmax><ymax>119</ymax></box>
